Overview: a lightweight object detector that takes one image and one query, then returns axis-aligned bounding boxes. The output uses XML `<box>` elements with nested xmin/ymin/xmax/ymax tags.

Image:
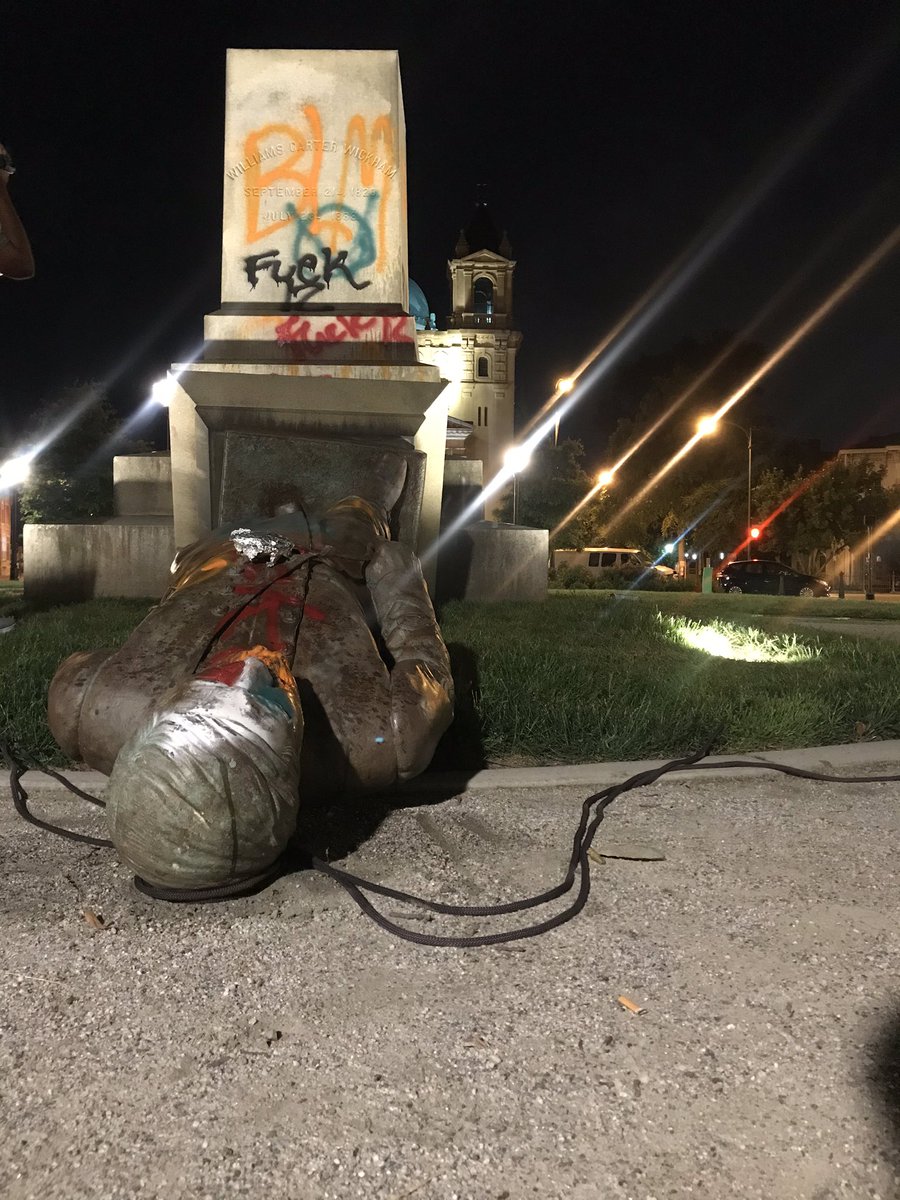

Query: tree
<box><xmin>605</xmin><ymin>335</ymin><xmax>766</xmax><ymax>476</ymax></box>
<box><xmin>496</xmin><ymin>439</ymin><xmax>611</xmax><ymax>548</ymax></box>
<box><xmin>750</xmin><ymin>459</ymin><xmax>895</xmax><ymax>574</ymax></box>
<box><xmin>600</xmin><ymin>334</ymin><xmax>771</xmax><ymax>553</ymax></box>
<box><xmin>17</xmin><ymin>385</ymin><xmax>152</xmax><ymax>523</ymax></box>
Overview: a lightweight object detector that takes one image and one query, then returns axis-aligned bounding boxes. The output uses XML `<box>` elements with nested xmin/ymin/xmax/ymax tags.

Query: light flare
<box><xmin>606</xmin><ymin>223</ymin><xmax>900</xmax><ymax>539</ymax></box>
<box><xmin>722</xmin><ymin>459</ymin><xmax>834</xmax><ymax>563</ymax></box>
<box><xmin>517</xmin><ymin>37</ymin><xmax>893</xmax><ymax>452</ymax></box>
<box><xmin>421</xmin><ymin>38</ymin><xmax>897</xmax><ymax>566</ymax></box>
<box><xmin>0</xmin><ymin>454</ymin><xmax>32</xmax><ymax>489</ymax></box>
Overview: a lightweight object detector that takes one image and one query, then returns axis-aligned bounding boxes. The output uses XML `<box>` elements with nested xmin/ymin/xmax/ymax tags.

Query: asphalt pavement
<box><xmin>2</xmin><ymin>743</ymin><xmax>900</xmax><ymax>1199</ymax></box>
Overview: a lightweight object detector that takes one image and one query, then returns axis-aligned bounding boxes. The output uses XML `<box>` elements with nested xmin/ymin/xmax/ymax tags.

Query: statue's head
<box><xmin>104</xmin><ymin>650</ymin><xmax>303</xmax><ymax>890</ymax></box>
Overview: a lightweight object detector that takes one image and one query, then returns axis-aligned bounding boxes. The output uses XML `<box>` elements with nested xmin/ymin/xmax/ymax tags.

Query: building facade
<box><xmin>830</xmin><ymin>435</ymin><xmax>900</xmax><ymax>589</ymax></box>
<box><xmin>837</xmin><ymin>438</ymin><xmax>900</xmax><ymax>490</ymax></box>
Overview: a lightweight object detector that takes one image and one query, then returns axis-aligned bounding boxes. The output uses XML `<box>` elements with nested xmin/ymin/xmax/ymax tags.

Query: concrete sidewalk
<box><xmin>2</xmin><ymin>743</ymin><xmax>900</xmax><ymax>1199</ymax></box>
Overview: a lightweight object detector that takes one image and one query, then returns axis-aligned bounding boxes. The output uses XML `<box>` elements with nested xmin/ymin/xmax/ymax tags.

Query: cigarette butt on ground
<box><xmin>617</xmin><ymin>995</ymin><xmax>645</xmax><ymax>1015</ymax></box>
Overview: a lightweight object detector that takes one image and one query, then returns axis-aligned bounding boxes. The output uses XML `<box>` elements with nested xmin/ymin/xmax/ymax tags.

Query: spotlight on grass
<box><xmin>662</xmin><ymin>615</ymin><xmax>820</xmax><ymax>663</ymax></box>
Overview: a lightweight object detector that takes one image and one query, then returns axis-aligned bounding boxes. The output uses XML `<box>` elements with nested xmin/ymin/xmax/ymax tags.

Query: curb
<box><xmin>20</xmin><ymin>740</ymin><xmax>900</xmax><ymax>796</ymax></box>
<box><xmin>405</xmin><ymin>740</ymin><xmax>900</xmax><ymax>792</ymax></box>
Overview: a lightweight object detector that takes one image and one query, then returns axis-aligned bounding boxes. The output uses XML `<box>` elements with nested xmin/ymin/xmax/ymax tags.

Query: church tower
<box><xmin>416</xmin><ymin>201</ymin><xmax>523</xmax><ymax>516</ymax></box>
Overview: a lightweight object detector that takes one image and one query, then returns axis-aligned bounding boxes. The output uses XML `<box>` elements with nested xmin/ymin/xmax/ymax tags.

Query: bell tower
<box><xmin>417</xmin><ymin>200</ymin><xmax>523</xmax><ymax>513</ymax></box>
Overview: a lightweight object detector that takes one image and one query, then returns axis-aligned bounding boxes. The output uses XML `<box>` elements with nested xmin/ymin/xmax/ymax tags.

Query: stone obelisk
<box><xmin>167</xmin><ymin>50</ymin><xmax>447</xmax><ymax>586</ymax></box>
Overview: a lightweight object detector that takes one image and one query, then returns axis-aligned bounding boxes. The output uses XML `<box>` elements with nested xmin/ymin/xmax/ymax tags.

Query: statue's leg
<box><xmin>292</xmin><ymin>562</ymin><xmax>397</xmax><ymax>797</ymax></box>
<box><xmin>365</xmin><ymin>540</ymin><xmax>454</xmax><ymax>781</ymax></box>
<box><xmin>47</xmin><ymin>649</ymin><xmax>114</xmax><ymax>762</ymax></box>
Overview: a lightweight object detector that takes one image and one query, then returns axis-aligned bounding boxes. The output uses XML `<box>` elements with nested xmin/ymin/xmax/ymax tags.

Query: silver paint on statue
<box><xmin>231</xmin><ymin>528</ymin><xmax>297</xmax><ymax>565</ymax></box>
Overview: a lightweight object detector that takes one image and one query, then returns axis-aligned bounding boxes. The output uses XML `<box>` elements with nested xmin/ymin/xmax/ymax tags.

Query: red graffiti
<box><xmin>334</xmin><ymin>315</ymin><xmax>377</xmax><ymax>339</ymax></box>
<box><xmin>275</xmin><ymin>313</ymin><xmax>377</xmax><ymax>344</ymax></box>
<box><xmin>380</xmin><ymin>315</ymin><xmax>414</xmax><ymax>343</ymax></box>
<box><xmin>275</xmin><ymin>313</ymin><xmax>413</xmax><ymax>345</ymax></box>
<box><xmin>208</xmin><ymin>572</ymin><xmax>300</xmax><ymax>651</ymax></box>
<box><xmin>274</xmin><ymin>317</ymin><xmax>322</xmax><ymax>351</ymax></box>
<box><xmin>211</xmin><ymin>565</ymin><xmax>328</xmax><ymax>653</ymax></box>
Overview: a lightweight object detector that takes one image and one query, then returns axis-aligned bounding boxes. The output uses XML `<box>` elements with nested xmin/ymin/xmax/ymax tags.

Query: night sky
<box><xmin>2</xmin><ymin>0</ymin><xmax>898</xmax><ymax>464</ymax></box>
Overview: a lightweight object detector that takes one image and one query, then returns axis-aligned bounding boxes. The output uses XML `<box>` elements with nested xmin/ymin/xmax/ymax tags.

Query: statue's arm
<box><xmin>365</xmin><ymin>541</ymin><xmax>454</xmax><ymax>781</ymax></box>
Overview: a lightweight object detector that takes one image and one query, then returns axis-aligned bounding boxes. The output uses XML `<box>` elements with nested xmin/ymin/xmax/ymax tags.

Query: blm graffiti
<box><xmin>234</xmin><ymin>106</ymin><xmax>397</xmax><ymax>306</ymax></box>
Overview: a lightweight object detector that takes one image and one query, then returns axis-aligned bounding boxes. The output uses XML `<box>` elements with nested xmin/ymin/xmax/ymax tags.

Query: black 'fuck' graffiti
<box><xmin>243</xmin><ymin>248</ymin><xmax>371</xmax><ymax>305</ymax></box>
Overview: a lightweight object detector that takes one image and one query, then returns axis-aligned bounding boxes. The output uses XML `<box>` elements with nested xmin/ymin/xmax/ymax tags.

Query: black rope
<box><xmin>0</xmin><ymin>737</ymin><xmax>113</xmax><ymax>848</ymax></box>
<box><xmin>5</xmin><ymin>736</ymin><xmax>900</xmax><ymax>946</ymax></box>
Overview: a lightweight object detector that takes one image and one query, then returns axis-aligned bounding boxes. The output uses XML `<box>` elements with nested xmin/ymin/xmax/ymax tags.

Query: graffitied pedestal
<box><xmin>169</xmin><ymin>49</ymin><xmax>447</xmax><ymax>586</ymax></box>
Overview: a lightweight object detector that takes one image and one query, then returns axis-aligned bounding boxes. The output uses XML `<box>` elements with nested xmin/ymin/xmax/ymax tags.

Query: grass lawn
<box><xmin>0</xmin><ymin>598</ymin><xmax>155</xmax><ymax>765</ymax></box>
<box><xmin>438</xmin><ymin>592</ymin><xmax>900</xmax><ymax>765</ymax></box>
<box><xmin>1</xmin><ymin>590</ymin><xmax>898</xmax><ymax>768</ymax></box>
<box><xmin>595</xmin><ymin>588</ymin><xmax>900</xmax><ymax>621</ymax></box>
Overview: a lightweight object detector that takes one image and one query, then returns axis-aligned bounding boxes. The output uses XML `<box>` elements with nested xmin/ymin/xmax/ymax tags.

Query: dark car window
<box><xmin>600</xmin><ymin>552</ymin><xmax>616</xmax><ymax>568</ymax></box>
<box><xmin>588</xmin><ymin>552</ymin><xmax>600</xmax><ymax>567</ymax></box>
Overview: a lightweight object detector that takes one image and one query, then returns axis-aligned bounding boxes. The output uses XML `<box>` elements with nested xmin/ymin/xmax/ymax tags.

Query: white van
<box><xmin>552</xmin><ymin>547</ymin><xmax>675</xmax><ymax>577</ymax></box>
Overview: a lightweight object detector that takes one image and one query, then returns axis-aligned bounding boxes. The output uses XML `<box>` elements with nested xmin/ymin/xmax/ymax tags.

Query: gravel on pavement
<box><xmin>2</xmin><ymin>753</ymin><xmax>899</xmax><ymax>1200</ymax></box>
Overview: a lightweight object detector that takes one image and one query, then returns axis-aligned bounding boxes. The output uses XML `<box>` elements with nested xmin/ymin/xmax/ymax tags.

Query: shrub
<box><xmin>555</xmin><ymin>563</ymin><xmax>597</xmax><ymax>589</ymax></box>
<box><xmin>589</xmin><ymin>565</ymin><xmax>697</xmax><ymax>592</ymax></box>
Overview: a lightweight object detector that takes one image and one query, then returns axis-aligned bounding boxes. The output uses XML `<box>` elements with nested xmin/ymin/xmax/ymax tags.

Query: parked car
<box><xmin>552</xmin><ymin>547</ymin><xmax>675</xmax><ymax>577</ymax></box>
<box><xmin>717</xmin><ymin>559</ymin><xmax>830</xmax><ymax>596</ymax></box>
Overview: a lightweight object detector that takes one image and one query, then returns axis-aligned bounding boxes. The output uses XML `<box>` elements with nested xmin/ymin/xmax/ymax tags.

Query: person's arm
<box><xmin>0</xmin><ymin>147</ymin><xmax>35</xmax><ymax>280</ymax></box>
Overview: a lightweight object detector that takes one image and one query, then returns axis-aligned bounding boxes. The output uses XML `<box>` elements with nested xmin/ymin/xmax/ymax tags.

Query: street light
<box><xmin>150</xmin><ymin>376</ymin><xmax>177</xmax><ymax>452</ymax></box>
<box><xmin>503</xmin><ymin>445</ymin><xmax>533</xmax><ymax>525</ymax></box>
<box><xmin>0</xmin><ymin>454</ymin><xmax>31</xmax><ymax>489</ymax></box>
<box><xmin>0</xmin><ymin>453</ymin><xmax>32</xmax><ymax>582</ymax></box>
<box><xmin>151</xmin><ymin>377</ymin><xmax>176</xmax><ymax>408</ymax></box>
<box><xmin>596</xmin><ymin>468</ymin><xmax>615</xmax><ymax>488</ymax></box>
<box><xmin>698</xmin><ymin>415</ymin><xmax>753</xmax><ymax>559</ymax></box>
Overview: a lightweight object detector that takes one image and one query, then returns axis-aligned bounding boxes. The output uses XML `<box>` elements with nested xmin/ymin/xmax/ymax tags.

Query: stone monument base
<box><xmin>437</xmin><ymin>522</ymin><xmax>548</xmax><ymax>604</ymax></box>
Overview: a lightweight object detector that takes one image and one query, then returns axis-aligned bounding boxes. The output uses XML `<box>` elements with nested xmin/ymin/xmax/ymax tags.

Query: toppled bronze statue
<box><xmin>47</xmin><ymin>497</ymin><xmax>453</xmax><ymax>893</ymax></box>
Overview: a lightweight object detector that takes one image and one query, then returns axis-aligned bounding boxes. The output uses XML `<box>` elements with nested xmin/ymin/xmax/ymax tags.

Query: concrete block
<box><xmin>113</xmin><ymin>454</ymin><xmax>173</xmax><ymax>518</ymax></box>
<box><xmin>444</xmin><ymin>459</ymin><xmax>483</xmax><ymax>488</ymax></box>
<box><xmin>441</xmin><ymin>458</ymin><xmax>484</xmax><ymax>529</ymax></box>
<box><xmin>438</xmin><ymin>521</ymin><xmax>548</xmax><ymax>603</ymax></box>
<box><xmin>24</xmin><ymin>523</ymin><xmax>175</xmax><ymax>603</ymax></box>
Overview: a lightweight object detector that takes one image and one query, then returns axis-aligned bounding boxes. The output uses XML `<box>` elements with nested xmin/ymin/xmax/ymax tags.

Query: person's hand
<box><xmin>0</xmin><ymin>142</ymin><xmax>15</xmax><ymax>184</ymax></box>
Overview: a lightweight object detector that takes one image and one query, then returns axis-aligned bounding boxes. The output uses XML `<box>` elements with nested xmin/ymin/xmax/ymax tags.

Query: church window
<box><xmin>477</xmin><ymin>355</ymin><xmax>490</xmax><ymax>379</ymax></box>
<box><xmin>473</xmin><ymin>277</ymin><xmax>493</xmax><ymax>315</ymax></box>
